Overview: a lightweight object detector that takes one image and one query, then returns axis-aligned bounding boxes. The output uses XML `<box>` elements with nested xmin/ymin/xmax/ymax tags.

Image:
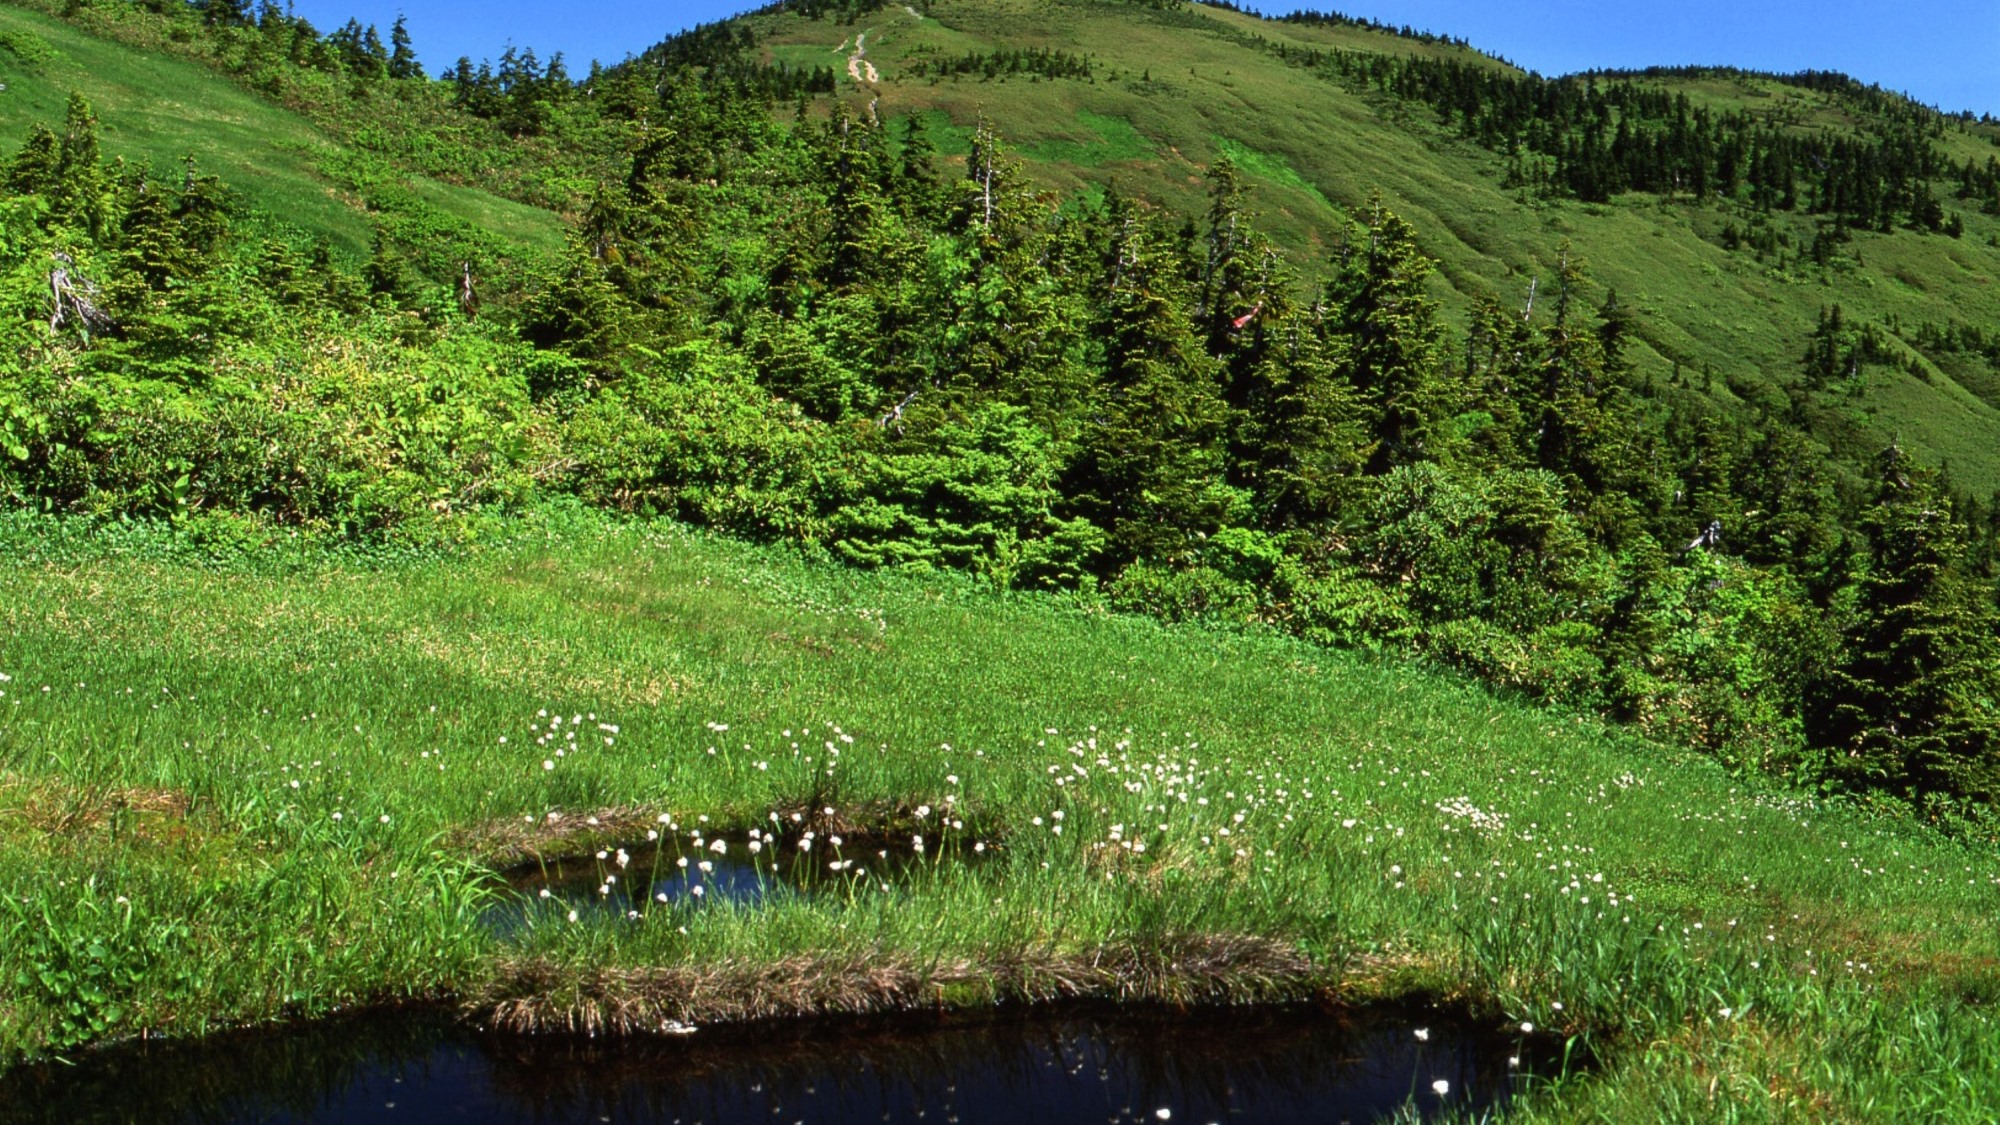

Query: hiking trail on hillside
<box><xmin>846</xmin><ymin>30</ymin><xmax>880</xmax><ymax>85</ymax></box>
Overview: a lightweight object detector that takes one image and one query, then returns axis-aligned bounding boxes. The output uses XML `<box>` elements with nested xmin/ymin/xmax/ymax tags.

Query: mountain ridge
<box><xmin>700</xmin><ymin>0</ymin><xmax>2000</xmax><ymax>493</ymax></box>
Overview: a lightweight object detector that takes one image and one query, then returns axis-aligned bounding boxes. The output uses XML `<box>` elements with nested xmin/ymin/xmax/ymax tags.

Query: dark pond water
<box><xmin>0</xmin><ymin>1005</ymin><xmax>1550</xmax><ymax>1125</ymax></box>
<box><xmin>483</xmin><ymin>834</ymin><xmax>980</xmax><ymax>935</ymax></box>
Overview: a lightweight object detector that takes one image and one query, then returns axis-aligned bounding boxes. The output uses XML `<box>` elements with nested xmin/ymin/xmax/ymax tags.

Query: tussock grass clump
<box><xmin>0</xmin><ymin>773</ymin><xmax>191</xmax><ymax>836</ymax></box>
<box><xmin>451</xmin><ymin>806</ymin><xmax>667</xmax><ymax>867</ymax></box>
<box><xmin>478</xmin><ymin>933</ymin><xmax>1319</xmax><ymax>1036</ymax></box>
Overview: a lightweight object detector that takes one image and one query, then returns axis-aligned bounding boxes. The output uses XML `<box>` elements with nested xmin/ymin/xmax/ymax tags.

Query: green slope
<box><xmin>745</xmin><ymin>0</ymin><xmax>2000</xmax><ymax>492</ymax></box>
<box><xmin>0</xmin><ymin>3</ymin><xmax>561</xmax><ymax>258</ymax></box>
<box><xmin>1</xmin><ymin>514</ymin><xmax>1997</xmax><ymax>1115</ymax></box>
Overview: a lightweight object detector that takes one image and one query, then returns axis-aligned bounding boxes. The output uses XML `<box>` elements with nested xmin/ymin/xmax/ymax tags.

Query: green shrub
<box><xmin>6</xmin><ymin>323</ymin><xmax>554</xmax><ymax>536</ymax></box>
<box><xmin>0</xmin><ymin>29</ymin><xmax>58</xmax><ymax>68</ymax></box>
<box><xmin>1280</xmin><ymin>564</ymin><xmax>1418</xmax><ymax>651</ymax></box>
<box><xmin>1107</xmin><ymin>559</ymin><xmax>1259</xmax><ymax>624</ymax></box>
<box><xmin>561</xmin><ymin>340</ymin><xmax>832</xmax><ymax>543</ymax></box>
<box><xmin>1424</xmin><ymin>617</ymin><xmax>1607</xmax><ymax>706</ymax></box>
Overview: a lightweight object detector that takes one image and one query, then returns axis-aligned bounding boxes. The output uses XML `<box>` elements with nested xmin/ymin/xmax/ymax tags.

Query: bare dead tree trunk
<box><xmin>48</xmin><ymin>253</ymin><xmax>112</xmax><ymax>340</ymax></box>
<box><xmin>878</xmin><ymin>389</ymin><xmax>919</xmax><ymax>433</ymax></box>
<box><xmin>459</xmin><ymin>262</ymin><xmax>479</xmax><ymax>319</ymax></box>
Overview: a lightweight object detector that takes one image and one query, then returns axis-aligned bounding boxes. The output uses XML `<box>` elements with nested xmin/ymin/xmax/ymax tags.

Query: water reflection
<box><xmin>0</xmin><ymin>1005</ymin><xmax>1549</xmax><ymax>1125</ymax></box>
<box><xmin>483</xmin><ymin>834</ymin><xmax>978</xmax><ymax>936</ymax></box>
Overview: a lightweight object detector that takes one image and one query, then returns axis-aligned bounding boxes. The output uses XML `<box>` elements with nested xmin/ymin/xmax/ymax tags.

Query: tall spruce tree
<box><xmin>1240</xmin><ymin>300</ymin><xmax>1369</xmax><ymax>527</ymax></box>
<box><xmin>6</xmin><ymin>123</ymin><xmax>58</xmax><ymax>196</ymax></box>
<box><xmin>1328</xmin><ymin>198</ymin><xmax>1454</xmax><ymax>473</ymax></box>
<box><xmin>1814</xmin><ymin>445</ymin><xmax>2000</xmax><ymax>803</ymax></box>
<box><xmin>52</xmin><ymin>92</ymin><xmax>109</xmax><ymax>238</ymax></box>
<box><xmin>388</xmin><ymin>16</ymin><xmax>421</xmax><ymax>79</ymax></box>
<box><xmin>1069</xmin><ymin>214</ymin><xmax>1234</xmax><ymax>566</ymax></box>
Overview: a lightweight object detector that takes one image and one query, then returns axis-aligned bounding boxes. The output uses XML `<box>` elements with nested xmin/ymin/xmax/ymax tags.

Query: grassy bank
<box><xmin>0</xmin><ymin>510</ymin><xmax>1996</xmax><ymax>1120</ymax></box>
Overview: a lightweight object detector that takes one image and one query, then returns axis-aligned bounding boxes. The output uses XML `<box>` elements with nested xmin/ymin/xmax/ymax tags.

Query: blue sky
<box><xmin>283</xmin><ymin>1</ymin><xmax>2000</xmax><ymax>116</ymax></box>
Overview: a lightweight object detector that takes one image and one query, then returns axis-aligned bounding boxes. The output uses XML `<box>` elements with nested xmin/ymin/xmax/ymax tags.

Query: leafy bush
<box><xmin>8</xmin><ymin>323</ymin><xmax>554</xmax><ymax>536</ymax></box>
<box><xmin>1108</xmin><ymin>559</ymin><xmax>1259</xmax><ymax>624</ymax></box>
<box><xmin>561</xmin><ymin>340</ymin><xmax>833</xmax><ymax>543</ymax></box>
<box><xmin>1350</xmin><ymin>464</ymin><xmax>1614</xmax><ymax>633</ymax></box>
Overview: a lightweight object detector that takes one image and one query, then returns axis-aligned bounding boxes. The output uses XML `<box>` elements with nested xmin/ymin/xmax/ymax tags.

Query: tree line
<box><xmin>2</xmin><ymin>71</ymin><xmax>1998</xmax><ymax>822</ymax></box>
<box><xmin>1253</xmin><ymin>41</ymin><xmax>1961</xmax><ymax>230</ymax></box>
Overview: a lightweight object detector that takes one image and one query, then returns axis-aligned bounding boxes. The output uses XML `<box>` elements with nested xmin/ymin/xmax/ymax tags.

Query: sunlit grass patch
<box><xmin>1021</xmin><ymin>111</ymin><xmax>1155</xmax><ymax>166</ymax></box>
<box><xmin>1215</xmin><ymin>135</ymin><xmax>1333</xmax><ymax>211</ymax></box>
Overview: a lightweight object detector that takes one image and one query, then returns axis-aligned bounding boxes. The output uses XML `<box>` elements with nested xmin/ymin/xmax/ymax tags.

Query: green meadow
<box><xmin>1</xmin><ymin>511</ymin><xmax>1996</xmax><ymax>1120</ymax></box>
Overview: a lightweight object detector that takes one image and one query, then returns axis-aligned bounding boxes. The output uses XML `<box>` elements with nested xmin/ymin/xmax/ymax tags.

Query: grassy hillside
<box><xmin>0</xmin><ymin>3</ymin><xmax>562</xmax><ymax>259</ymax></box>
<box><xmin>0</xmin><ymin>511</ymin><xmax>1996</xmax><ymax>1119</ymax></box>
<box><xmin>743</xmin><ymin>0</ymin><xmax>2000</xmax><ymax>492</ymax></box>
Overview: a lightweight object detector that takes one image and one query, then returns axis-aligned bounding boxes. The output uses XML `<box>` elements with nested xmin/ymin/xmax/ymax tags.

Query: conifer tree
<box><xmin>6</xmin><ymin>124</ymin><xmax>59</xmax><ymax>197</ymax></box>
<box><xmin>521</xmin><ymin>241</ymin><xmax>643</xmax><ymax>366</ymax></box>
<box><xmin>1803</xmin><ymin>304</ymin><xmax>1852</xmax><ymax>388</ymax></box>
<box><xmin>1240</xmin><ymin>301</ymin><xmax>1369</xmax><ymax>527</ymax></box>
<box><xmin>174</xmin><ymin>155</ymin><xmax>230</xmax><ymax>259</ymax></box>
<box><xmin>52</xmin><ymin>92</ymin><xmax>109</xmax><ymax>238</ymax></box>
<box><xmin>1595</xmin><ymin>288</ymin><xmax>1634</xmax><ymax>379</ymax></box>
<box><xmin>1814</xmin><ymin>446</ymin><xmax>2000</xmax><ymax>802</ymax></box>
<box><xmin>114</xmin><ymin>171</ymin><xmax>184</xmax><ymax>289</ymax></box>
<box><xmin>891</xmin><ymin>114</ymin><xmax>940</xmax><ymax>222</ymax></box>
<box><xmin>929</xmin><ymin>128</ymin><xmax>1088</xmax><ymax>427</ymax></box>
<box><xmin>359</xmin><ymin>24</ymin><xmax>390</xmax><ymax>78</ymax></box>
<box><xmin>820</xmin><ymin>107</ymin><xmax>891</xmax><ymax>290</ymax></box>
<box><xmin>306</xmin><ymin>240</ymin><xmax>367</xmax><ymax>316</ymax></box>
<box><xmin>1736</xmin><ymin>426</ymin><xmax>1841</xmax><ymax>576</ymax></box>
<box><xmin>254</xmin><ymin>239</ymin><xmax>311</xmax><ymax>307</ymax></box>
<box><xmin>1328</xmin><ymin>198</ymin><xmax>1453</xmax><ymax>473</ymax></box>
<box><xmin>1068</xmin><ymin>216</ymin><xmax>1234</xmax><ymax>566</ymax></box>
<box><xmin>1459</xmin><ymin>295</ymin><xmax>1536</xmax><ymax>470</ymax></box>
<box><xmin>1198</xmin><ymin>155</ymin><xmax>1256</xmax><ymax>354</ymax></box>
<box><xmin>203</xmin><ymin>0</ymin><xmax>250</xmax><ymax>27</ymax></box>
<box><xmin>363</xmin><ymin>229</ymin><xmax>415</xmax><ymax>306</ymax></box>
<box><xmin>1527</xmin><ymin>248</ymin><xmax>1644</xmax><ymax>538</ymax></box>
<box><xmin>388</xmin><ymin>16</ymin><xmax>420</xmax><ymax>79</ymax></box>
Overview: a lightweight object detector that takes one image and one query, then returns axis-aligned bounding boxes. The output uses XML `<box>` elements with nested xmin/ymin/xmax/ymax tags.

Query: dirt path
<box><xmin>846</xmin><ymin>31</ymin><xmax>880</xmax><ymax>86</ymax></box>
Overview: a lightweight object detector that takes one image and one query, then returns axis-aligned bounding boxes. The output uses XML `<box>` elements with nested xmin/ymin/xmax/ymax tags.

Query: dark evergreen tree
<box><xmin>891</xmin><ymin>113</ymin><xmax>941</xmax><ymax>222</ymax></box>
<box><xmin>1328</xmin><ymin>198</ymin><xmax>1454</xmax><ymax>472</ymax></box>
<box><xmin>174</xmin><ymin>155</ymin><xmax>230</xmax><ymax>260</ymax></box>
<box><xmin>362</xmin><ymin>229</ymin><xmax>416</xmax><ymax>306</ymax></box>
<box><xmin>1813</xmin><ymin>446</ymin><xmax>2000</xmax><ymax>803</ymax></box>
<box><xmin>113</xmin><ymin>170</ymin><xmax>185</xmax><ymax>289</ymax></box>
<box><xmin>1068</xmin><ymin>215</ymin><xmax>1235</xmax><ymax>566</ymax></box>
<box><xmin>52</xmin><ymin>92</ymin><xmax>109</xmax><ymax>237</ymax></box>
<box><xmin>1595</xmin><ymin>287</ymin><xmax>1634</xmax><ymax>379</ymax></box>
<box><xmin>6</xmin><ymin>123</ymin><xmax>60</xmax><ymax>197</ymax></box>
<box><xmin>1458</xmin><ymin>296</ymin><xmax>1536</xmax><ymax>470</ymax></box>
<box><xmin>1239</xmin><ymin>299</ymin><xmax>1369</xmax><ymax>527</ymax></box>
<box><xmin>1197</xmin><ymin>155</ymin><xmax>1257</xmax><ymax>354</ymax></box>
<box><xmin>388</xmin><ymin>16</ymin><xmax>421</xmax><ymax>79</ymax></box>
